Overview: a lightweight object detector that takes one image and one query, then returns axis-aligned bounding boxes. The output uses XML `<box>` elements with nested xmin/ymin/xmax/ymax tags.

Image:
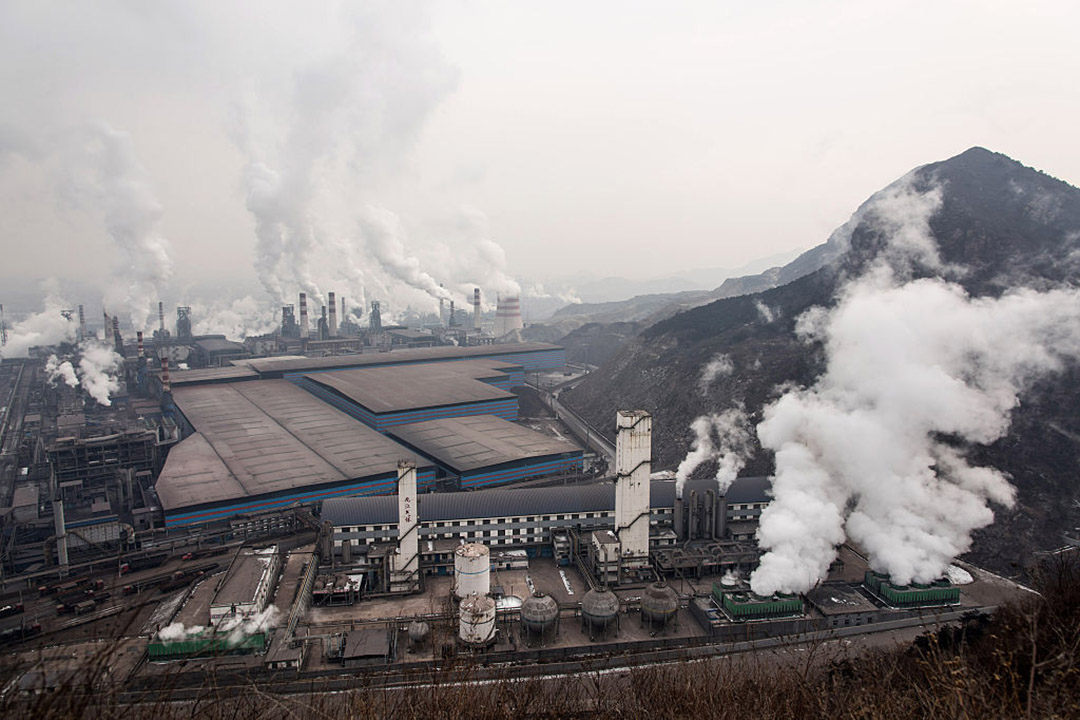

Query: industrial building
<box><xmin>386</xmin><ymin>414</ymin><xmax>582</xmax><ymax>490</ymax></box>
<box><xmin>324</xmin><ymin>478</ymin><xmax>766</xmax><ymax>560</ymax></box>
<box><xmin>210</xmin><ymin>545</ymin><xmax>281</xmax><ymax>626</ymax></box>
<box><xmin>156</xmin><ymin>380</ymin><xmax>436</xmax><ymax>526</ymax></box>
<box><xmin>297</xmin><ymin>360</ymin><xmax>523</xmax><ymax>430</ymax></box>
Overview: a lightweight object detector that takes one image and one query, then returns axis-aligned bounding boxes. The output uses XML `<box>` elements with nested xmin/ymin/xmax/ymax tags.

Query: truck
<box><xmin>0</xmin><ymin>603</ymin><xmax>24</xmax><ymax>618</ymax></box>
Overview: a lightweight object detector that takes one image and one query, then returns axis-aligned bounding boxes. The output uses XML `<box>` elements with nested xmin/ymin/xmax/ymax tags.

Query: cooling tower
<box><xmin>492</xmin><ymin>295</ymin><xmax>523</xmax><ymax>337</ymax></box>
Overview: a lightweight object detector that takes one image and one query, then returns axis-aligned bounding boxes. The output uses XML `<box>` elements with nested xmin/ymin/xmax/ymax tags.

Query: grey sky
<box><xmin>1</xmin><ymin>1</ymin><xmax>1077</xmax><ymax>319</ymax></box>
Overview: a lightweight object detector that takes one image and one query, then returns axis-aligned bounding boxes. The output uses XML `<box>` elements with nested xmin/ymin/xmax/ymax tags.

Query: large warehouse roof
<box><xmin>388</xmin><ymin>415</ymin><xmax>580</xmax><ymax>472</ymax></box>
<box><xmin>303</xmin><ymin>360</ymin><xmax>519</xmax><ymax>414</ymax></box>
<box><xmin>241</xmin><ymin>342</ymin><xmax>562</xmax><ymax>375</ymax></box>
<box><xmin>321</xmin><ymin>478</ymin><xmax>771</xmax><ymax>527</ymax></box>
<box><xmin>169</xmin><ymin>366</ymin><xmax>260</xmax><ymax>387</ymax></box>
<box><xmin>157</xmin><ymin>380</ymin><xmax>429</xmax><ymax>512</ymax></box>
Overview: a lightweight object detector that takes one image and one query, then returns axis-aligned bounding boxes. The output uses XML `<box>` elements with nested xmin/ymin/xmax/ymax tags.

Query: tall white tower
<box><xmin>390</xmin><ymin>460</ymin><xmax>420</xmax><ymax>593</ymax></box>
<box><xmin>614</xmin><ymin>410</ymin><xmax>652</xmax><ymax>577</ymax></box>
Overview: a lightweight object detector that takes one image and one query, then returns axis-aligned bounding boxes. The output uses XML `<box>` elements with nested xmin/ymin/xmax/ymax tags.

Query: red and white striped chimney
<box><xmin>299</xmin><ymin>292</ymin><xmax>309</xmax><ymax>339</ymax></box>
<box><xmin>136</xmin><ymin>331</ymin><xmax>144</xmax><ymax>359</ymax></box>
<box><xmin>473</xmin><ymin>288</ymin><xmax>481</xmax><ymax>330</ymax></box>
<box><xmin>328</xmin><ymin>291</ymin><xmax>337</xmax><ymax>337</ymax></box>
<box><xmin>160</xmin><ymin>356</ymin><xmax>171</xmax><ymax>393</ymax></box>
<box><xmin>158</xmin><ymin>301</ymin><xmax>165</xmax><ymax>334</ymax></box>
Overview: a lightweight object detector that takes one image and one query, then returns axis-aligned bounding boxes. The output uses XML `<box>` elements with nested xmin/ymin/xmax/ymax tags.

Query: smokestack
<box><xmin>473</xmin><ymin>288</ymin><xmax>481</xmax><ymax>330</ymax></box>
<box><xmin>136</xmin><ymin>331</ymin><xmax>144</xmax><ymax>359</ymax></box>
<box><xmin>328</xmin><ymin>291</ymin><xmax>337</xmax><ymax>337</ymax></box>
<box><xmin>390</xmin><ymin>460</ymin><xmax>420</xmax><ymax>591</ymax></box>
<box><xmin>160</xmin><ymin>356</ymin><xmax>171</xmax><ymax>394</ymax></box>
<box><xmin>112</xmin><ymin>315</ymin><xmax>122</xmax><ymax>354</ymax></box>
<box><xmin>615</xmin><ymin>410</ymin><xmax>652</xmax><ymax>575</ymax></box>
<box><xmin>78</xmin><ymin>305</ymin><xmax>86</xmax><ymax>342</ymax></box>
<box><xmin>370</xmin><ymin>301</ymin><xmax>382</xmax><ymax>332</ymax></box>
<box><xmin>449</xmin><ymin>300</ymin><xmax>456</xmax><ymax>327</ymax></box>
<box><xmin>103</xmin><ymin>307</ymin><xmax>110</xmax><ymax>341</ymax></box>
<box><xmin>341</xmin><ymin>296</ymin><xmax>347</xmax><ymax>326</ymax></box>
<box><xmin>439</xmin><ymin>297</ymin><xmax>445</xmax><ymax>327</ymax></box>
<box><xmin>492</xmin><ymin>294</ymin><xmax>523</xmax><ymax>337</ymax></box>
<box><xmin>299</xmin><ymin>293</ymin><xmax>309</xmax><ymax>339</ymax></box>
<box><xmin>53</xmin><ymin>498</ymin><xmax>69</xmax><ymax>569</ymax></box>
<box><xmin>158</xmin><ymin>301</ymin><xmax>165</xmax><ymax>334</ymax></box>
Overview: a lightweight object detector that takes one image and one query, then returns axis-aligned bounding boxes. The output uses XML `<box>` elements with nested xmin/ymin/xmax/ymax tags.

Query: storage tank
<box><xmin>459</xmin><ymin>593</ymin><xmax>496</xmax><ymax>647</ymax></box>
<box><xmin>640</xmin><ymin>582</ymin><xmax>679</xmax><ymax>628</ymax></box>
<box><xmin>581</xmin><ymin>587</ymin><xmax>619</xmax><ymax>639</ymax></box>
<box><xmin>454</xmin><ymin>543</ymin><xmax>490</xmax><ymax>599</ymax></box>
<box><xmin>520</xmin><ymin>592</ymin><xmax>559</xmax><ymax>637</ymax></box>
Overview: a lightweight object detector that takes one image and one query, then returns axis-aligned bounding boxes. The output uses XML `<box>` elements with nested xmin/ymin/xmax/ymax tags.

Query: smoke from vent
<box><xmin>65</xmin><ymin>123</ymin><xmax>174</xmax><ymax>330</ymax></box>
<box><xmin>698</xmin><ymin>353</ymin><xmax>734</xmax><ymax>392</ymax></box>
<box><xmin>0</xmin><ymin>287</ymin><xmax>78</xmax><ymax>359</ymax></box>
<box><xmin>745</xmin><ymin>180</ymin><xmax>1080</xmax><ymax>595</ymax></box>
<box><xmin>76</xmin><ymin>339</ymin><xmax>122</xmax><ymax>407</ymax></box>
<box><xmin>674</xmin><ymin>407</ymin><xmax>753</xmax><ymax>499</ymax></box>
<box><xmin>45</xmin><ymin>355</ymin><xmax>79</xmax><ymax>388</ymax></box>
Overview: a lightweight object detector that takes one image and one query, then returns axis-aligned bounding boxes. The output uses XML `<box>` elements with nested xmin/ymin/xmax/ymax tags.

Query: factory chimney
<box><xmin>341</xmin><ymin>296</ymin><xmax>347</xmax><ymax>326</ymax></box>
<box><xmin>78</xmin><ymin>305</ymin><xmax>86</xmax><ymax>342</ymax></box>
<box><xmin>136</xmin><ymin>331</ymin><xmax>144</xmax><ymax>360</ymax></box>
<box><xmin>299</xmin><ymin>292</ymin><xmax>309</xmax><ymax>339</ymax></box>
<box><xmin>390</xmin><ymin>460</ymin><xmax>420</xmax><ymax>592</ymax></box>
<box><xmin>112</xmin><ymin>316</ymin><xmax>124</xmax><ymax>355</ymax></box>
<box><xmin>158</xmin><ymin>301</ymin><xmax>165</xmax><ymax>334</ymax></box>
<box><xmin>449</xmin><ymin>300</ymin><xmax>456</xmax><ymax>327</ymax></box>
<box><xmin>53</xmin><ymin>498</ymin><xmax>69</xmax><ymax>570</ymax></box>
<box><xmin>160</xmin><ymin>356</ymin><xmax>171</xmax><ymax>394</ymax></box>
<box><xmin>473</xmin><ymin>288</ymin><xmax>481</xmax><ymax>331</ymax></box>
<box><xmin>492</xmin><ymin>294</ymin><xmax>523</xmax><ymax>338</ymax></box>
<box><xmin>615</xmin><ymin>410</ymin><xmax>652</xmax><ymax>579</ymax></box>
<box><xmin>439</xmin><ymin>297</ymin><xmax>445</xmax><ymax>327</ymax></box>
<box><xmin>370</xmin><ymin>301</ymin><xmax>382</xmax><ymax>332</ymax></box>
<box><xmin>328</xmin><ymin>291</ymin><xmax>337</xmax><ymax>337</ymax></box>
<box><xmin>102</xmin><ymin>307</ymin><xmax>110</xmax><ymax>342</ymax></box>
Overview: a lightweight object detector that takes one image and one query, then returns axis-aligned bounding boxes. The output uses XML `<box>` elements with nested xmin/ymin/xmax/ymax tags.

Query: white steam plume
<box><xmin>45</xmin><ymin>355</ymin><xmax>79</xmax><ymax>388</ymax></box>
<box><xmin>77</xmin><ymin>339</ymin><xmax>122</xmax><ymax>407</ymax></box>
<box><xmin>156</xmin><ymin>622</ymin><xmax>205</xmax><ymax>642</ymax></box>
<box><xmin>0</xmin><ymin>288</ymin><xmax>78</xmax><ymax>358</ymax></box>
<box><xmin>750</xmin><ymin>269</ymin><xmax>1080</xmax><ymax>595</ymax></box>
<box><xmin>218</xmin><ymin>605</ymin><xmax>280</xmax><ymax>646</ymax></box>
<box><xmin>234</xmin><ymin>3</ymin><xmax>458</xmax><ymax>311</ymax></box>
<box><xmin>361</xmin><ymin>206</ymin><xmax>454</xmax><ymax>305</ymax></box>
<box><xmin>188</xmin><ymin>296</ymin><xmax>279</xmax><ymax>339</ymax></box>
<box><xmin>65</xmin><ymin>123</ymin><xmax>173</xmax><ymax>330</ymax></box>
<box><xmin>699</xmin><ymin>353</ymin><xmax>734</xmax><ymax>392</ymax></box>
<box><xmin>674</xmin><ymin>407</ymin><xmax>753</xmax><ymax>499</ymax></box>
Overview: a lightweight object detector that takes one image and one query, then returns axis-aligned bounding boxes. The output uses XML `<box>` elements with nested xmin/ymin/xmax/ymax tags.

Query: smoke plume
<box><xmin>219</xmin><ymin>605</ymin><xmax>280</xmax><ymax>646</ymax></box>
<box><xmin>77</xmin><ymin>339</ymin><xmax>122</xmax><ymax>407</ymax></box>
<box><xmin>749</xmin><ymin>269</ymin><xmax>1080</xmax><ymax>595</ymax></box>
<box><xmin>698</xmin><ymin>353</ymin><xmax>734</xmax><ymax>392</ymax></box>
<box><xmin>674</xmin><ymin>407</ymin><xmax>753</xmax><ymax>499</ymax></box>
<box><xmin>0</xmin><ymin>288</ymin><xmax>78</xmax><ymax>359</ymax></box>
<box><xmin>64</xmin><ymin>123</ymin><xmax>174</xmax><ymax>330</ymax></box>
<box><xmin>45</xmin><ymin>355</ymin><xmax>79</xmax><ymax>388</ymax></box>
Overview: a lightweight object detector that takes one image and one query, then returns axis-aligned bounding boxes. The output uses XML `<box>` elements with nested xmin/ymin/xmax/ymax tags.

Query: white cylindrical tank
<box><xmin>459</xmin><ymin>593</ymin><xmax>496</xmax><ymax>647</ymax></box>
<box><xmin>454</xmin><ymin>543</ymin><xmax>490</xmax><ymax>599</ymax></box>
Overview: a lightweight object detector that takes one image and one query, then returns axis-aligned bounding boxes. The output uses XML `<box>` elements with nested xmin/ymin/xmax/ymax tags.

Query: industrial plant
<box><xmin>0</xmin><ymin>290</ymin><xmax>1022</xmax><ymax>695</ymax></box>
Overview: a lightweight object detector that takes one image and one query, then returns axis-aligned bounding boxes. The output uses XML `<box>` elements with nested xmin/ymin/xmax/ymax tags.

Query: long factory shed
<box><xmin>161</xmin><ymin>342</ymin><xmax>562</xmax><ymax>389</ymax></box>
<box><xmin>297</xmin><ymin>360</ymin><xmax>523</xmax><ymax>431</ymax></box>
<box><xmin>386</xmin><ymin>414</ymin><xmax>583</xmax><ymax>490</ymax></box>
<box><xmin>156</xmin><ymin>380</ymin><xmax>435</xmax><ymax>527</ymax></box>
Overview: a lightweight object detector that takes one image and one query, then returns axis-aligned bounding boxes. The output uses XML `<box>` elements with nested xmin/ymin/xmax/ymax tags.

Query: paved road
<box><xmin>527</xmin><ymin>374</ymin><xmax>615</xmax><ymax>465</ymax></box>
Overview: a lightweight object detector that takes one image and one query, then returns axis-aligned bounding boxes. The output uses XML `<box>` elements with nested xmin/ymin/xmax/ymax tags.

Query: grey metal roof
<box><xmin>195</xmin><ymin>338</ymin><xmax>247</xmax><ymax>353</ymax></box>
<box><xmin>240</xmin><ymin>342</ymin><xmax>562</xmax><ymax>375</ymax></box>
<box><xmin>303</xmin><ymin>360</ymin><xmax>518</xmax><ymax>413</ymax></box>
<box><xmin>320</xmin><ymin>477</ymin><xmax>771</xmax><ymax>527</ymax></box>
<box><xmin>214</xmin><ymin>549</ymin><xmax>275</xmax><ymax>606</ymax></box>
<box><xmin>388</xmin><ymin>415</ymin><xmax>580</xmax><ymax>472</ymax></box>
<box><xmin>169</xmin><ymin>366</ymin><xmax>260</xmax><ymax>387</ymax></box>
<box><xmin>156</xmin><ymin>380</ymin><xmax>430</xmax><ymax>511</ymax></box>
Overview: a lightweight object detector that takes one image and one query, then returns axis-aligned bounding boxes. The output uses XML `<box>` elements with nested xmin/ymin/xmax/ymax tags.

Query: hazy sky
<box><xmin>1</xmin><ymin>1</ymin><xmax>1078</xmax><ymax>316</ymax></box>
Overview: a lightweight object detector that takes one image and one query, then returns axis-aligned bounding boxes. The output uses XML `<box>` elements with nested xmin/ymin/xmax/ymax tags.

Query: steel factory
<box><xmin>0</xmin><ymin>290</ymin><xmax>1024</xmax><ymax>693</ymax></box>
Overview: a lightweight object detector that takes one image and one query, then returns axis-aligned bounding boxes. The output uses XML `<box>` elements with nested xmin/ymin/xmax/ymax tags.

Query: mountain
<box><xmin>561</xmin><ymin>147</ymin><xmax>1080</xmax><ymax>574</ymax></box>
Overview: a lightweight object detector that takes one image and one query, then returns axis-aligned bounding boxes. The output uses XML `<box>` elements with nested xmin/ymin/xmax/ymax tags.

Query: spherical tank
<box><xmin>459</xmin><ymin>593</ymin><xmax>496</xmax><ymax>646</ymax></box>
<box><xmin>640</xmin><ymin>582</ymin><xmax>679</xmax><ymax>626</ymax></box>
<box><xmin>407</xmin><ymin>620</ymin><xmax>430</xmax><ymax>645</ymax></box>
<box><xmin>581</xmin><ymin>587</ymin><xmax>619</xmax><ymax>630</ymax></box>
<box><xmin>454</xmin><ymin>543</ymin><xmax>490</xmax><ymax>599</ymax></box>
<box><xmin>520</xmin><ymin>592</ymin><xmax>559</xmax><ymax>635</ymax></box>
